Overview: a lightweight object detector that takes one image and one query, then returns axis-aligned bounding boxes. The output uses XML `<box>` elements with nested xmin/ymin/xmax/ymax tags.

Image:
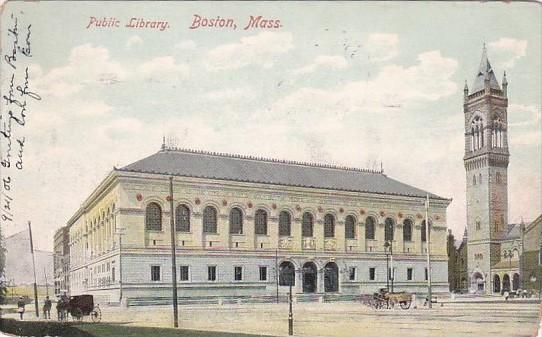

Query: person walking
<box><xmin>17</xmin><ymin>296</ymin><xmax>25</xmax><ymax>320</ymax></box>
<box><xmin>43</xmin><ymin>296</ymin><xmax>52</xmax><ymax>319</ymax></box>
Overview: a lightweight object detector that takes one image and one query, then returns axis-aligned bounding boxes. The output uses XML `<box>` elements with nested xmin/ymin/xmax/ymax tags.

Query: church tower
<box><xmin>464</xmin><ymin>45</ymin><xmax>509</xmax><ymax>293</ymax></box>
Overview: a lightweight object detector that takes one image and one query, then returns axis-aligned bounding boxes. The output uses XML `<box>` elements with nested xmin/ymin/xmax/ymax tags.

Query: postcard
<box><xmin>0</xmin><ymin>1</ymin><xmax>540</xmax><ymax>337</ymax></box>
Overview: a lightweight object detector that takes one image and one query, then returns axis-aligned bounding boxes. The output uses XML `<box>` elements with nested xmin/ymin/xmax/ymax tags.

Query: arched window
<box><xmin>345</xmin><ymin>215</ymin><xmax>356</xmax><ymax>239</ymax></box>
<box><xmin>496</xmin><ymin>172</ymin><xmax>502</xmax><ymax>184</ymax></box>
<box><xmin>473</xmin><ymin>175</ymin><xmax>476</xmax><ymax>185</ymax></box>
<box><xmin>145</xmin><ymin>202</ymin><xmax>162</xmax><ymax>231</ymax></box>
<box><xmin>175</xmin><ymin>204</ymin><xmax>190</xmax><ymax>232</ymax></box>
<box><xmin>479</xmin><ymin>173</ymin><xmax>482</xmax><ymax>184</ymax></box>
<box><xmin>229</xmin><ymin>208</ymin><xmax>243</xmax><ymax>234</ymax></box>
<box><xmin>471</xmin><ymin>127</ymin><xmax>475</xmax><ymax>151</ymax></box>
<box><xmin>254</xmin><ymin>209</ymin><xmax>268</xmax><ymax>235</ymax></box>
<box><xmin>476</xmin><ymin>219</ymin><xmax>481</xmax><ymax>230</ymax></box>
<box><xmin>384</xmin><ymin>218</ymin><xmax>394</xmax><ymax>241</ymax></box>
<box><xmin>279</xmin><ymin>261</ymin><xmax>295</xmax><ymax>286</ymax></box>
<box><xmin>324</xmin><ymin>214</ymin><xmax>335</xmax><ymax>238</ymax></box>
<box><xmin>302</xmin><ymin>212</ymin><xmax>314</xmax><ymax>237</ymax></box>
<box><xmin>279</xmin><ymin>211</ymin><xmax>291</xmax><ymax>236</ymax></box>
<box><xmin>403</xmin><ymin>219</ymin><xmax>413</xmax><ymax>242</ymax></box>
<box><xmin>421</xmin><ymin>220</ymin><xmax>431</xmax><ymax>242</ymax></box>
<box><xmin>365</xmin><ymin>216</ymin><xmax>376</xmax><ymax>240</ymax></box>
<box><xmin>203</xmin><ymin>206</ymin><xmax>217</xmax><ymax>233</ymax></box>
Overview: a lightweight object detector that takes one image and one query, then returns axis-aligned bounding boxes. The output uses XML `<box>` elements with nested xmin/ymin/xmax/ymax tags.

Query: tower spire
<box><xmin>471</xmin><ymin>44</ymin><xmax>501</xmax><ymax>94</ymax></box>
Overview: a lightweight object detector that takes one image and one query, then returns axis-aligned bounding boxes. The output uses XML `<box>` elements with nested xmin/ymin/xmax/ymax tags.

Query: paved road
<box><xmin>3</xmin><ymin>300</ymin><xmax>540</xmax><ymax>337</ymax></box>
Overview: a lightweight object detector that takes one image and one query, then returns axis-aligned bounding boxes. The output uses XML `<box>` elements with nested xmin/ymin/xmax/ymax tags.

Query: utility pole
<box><xmin>425</xmin><ymin>195</ymin><xmax>433</xmax><ymax>309</ymax></box>
<box><xmin>28</xmin><ymin>221</ymin><xmax>39</xmax><ymax>317</ymax></box>
<box><xmin>169</xmin><ymin>176</ymin><xmax>179</xmax><ymax>328</ymax></box>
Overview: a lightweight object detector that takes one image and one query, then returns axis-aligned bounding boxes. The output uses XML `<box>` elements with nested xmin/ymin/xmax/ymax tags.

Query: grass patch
<box><xmin>0</xmin><ymin>319</ymin><xmax>275</xmax><ymax>337</ymax></box>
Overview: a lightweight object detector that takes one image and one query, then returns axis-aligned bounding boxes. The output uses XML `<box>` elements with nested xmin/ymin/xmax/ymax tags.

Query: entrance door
<box><xmin>324</xmin><ymin>262</ymin><xmax>339</xmax><ymax>292</ymax></box>
<box><xmin>302</xmin><ymin>262</ymin><xmax>317</xmax><ymax>293</ymax></box>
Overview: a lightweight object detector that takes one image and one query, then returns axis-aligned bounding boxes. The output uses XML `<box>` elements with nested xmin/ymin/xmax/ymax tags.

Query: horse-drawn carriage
<box><xmin>371</xmin><ymin>288</ymin><xmax>412</xmax><ymax>309</ymax></box>
<box><xmin>63</xmin><ymin>295</ymin><xmax>101</xmax><ymax>322</ymax></box>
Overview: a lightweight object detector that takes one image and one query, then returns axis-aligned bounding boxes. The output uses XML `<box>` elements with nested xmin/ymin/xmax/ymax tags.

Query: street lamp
<box><xmin>384</xmin><ymin>240</ymin><xmax>394</xmax><ymax>293</ymax></box>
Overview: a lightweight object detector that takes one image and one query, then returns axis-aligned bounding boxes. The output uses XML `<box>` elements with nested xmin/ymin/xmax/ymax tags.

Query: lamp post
<box><xmin>384</xmin><ymin>240</ymin><xmax>394</xmax><ymax>292</ymax></box>
<box><xmin>384</xmin><ymin>241</ymin><xmax>390</xmax><ymax>292</ymax></box>
<box><xmin>287</xmin><ymin>268</ymin><xmax>296</xmax><ymax>336</ymax></box>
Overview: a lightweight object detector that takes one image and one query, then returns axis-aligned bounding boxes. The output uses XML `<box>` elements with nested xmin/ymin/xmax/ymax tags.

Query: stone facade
<box><xmin>53</xmin><ymin>226</ymin><xmax>70</xmax><ymax>296</ymax></box>
<box><xmin>65</xmin><ymin>151</ymin><xmax>451</xmax><ymax>304</ymax></box>
<box><xmin>520</xmin><ymin>215</ymin><xmax>542</xmax><ymax>292</ymax></box>
<box><xmin>464</xmin><ymin>47</ymin><xmax>511</xmax><ymax>293</ymax></box>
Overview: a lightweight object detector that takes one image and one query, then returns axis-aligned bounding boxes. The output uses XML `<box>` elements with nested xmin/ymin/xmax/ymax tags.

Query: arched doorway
<box><xmin>472</xmin><ymin>272</ymin><xmax>484</xmax><ymax>292</ymax></box>
<box><xmin>324</xmin><ymin>262</ymin><xmax>339</xmax><ymax>293</ymax></box>
<box><xmin>512</xmin><ymin>273</ymin><xmax>520</xmax><ymax>290</ymax></box>
<box><xmin>279</xmin><ymin>261</ymin><xmax>295</xmax><ymax>286</ymax></box>
<box><xmin>502</xmin><ymin>274</ymin><xmax>511</xmax><ymax>292</ymax></box>
<box><xmin>493</xmin><ymin>275</ymin><xmax>501</xmax><ymax>293</ymax></box>
<box><xmin>302</xmin><ymin>262</ymin><xmax>318</xmax><ymax>293</ymax></box>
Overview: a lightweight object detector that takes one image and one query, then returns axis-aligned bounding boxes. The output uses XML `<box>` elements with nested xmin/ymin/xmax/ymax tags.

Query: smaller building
<box><xmin>447</xmin><ymin>228</ymin><xmax>468</xmax><ymax>293</ymax></box>
<box><xmin>520</xmin><ymin>215</ymin><xmax>542</xmax><ymax>293</ymax></box>
<box><xmin>54</xmin><ymin>226</ymin><xmax>70</xmax><ymax>296</ymax></box>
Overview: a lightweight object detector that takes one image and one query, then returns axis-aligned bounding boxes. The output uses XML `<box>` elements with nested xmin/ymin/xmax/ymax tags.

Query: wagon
<box><xmin>66</xmin><ymin>295</ymin><xmax>101</xmax><ymax>323</ymax></box>
<box><xmin>372</xmin><ymin>288</ymin><xmax>412</xmax><ymax>310</ymax></box>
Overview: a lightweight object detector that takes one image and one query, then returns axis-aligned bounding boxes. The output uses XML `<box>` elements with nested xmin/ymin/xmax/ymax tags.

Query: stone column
<box><xmin>218</xmin><ymin>213</ymin><xmax>229</xmax><ymax>249</ymax></box>
<box><xmin>315</xmin><ymin>217</ymin><xmax>325</xmax><ymax>251</ymax></box>
<box><xmin>292</xmin><ymin>217</ymin><xmax>302</xmax><ymax>251</ymax></box>
<box><xmin>336</xmin><ymin>218</ymin><xmax>346</xmax><ymax>252</ymax></box>
<box><xmin>193</xmin><ymin>212</ymin><xmax>204</xmax><ymax>248</ymax></box>
<box><xmin>269</xmin><ymin>213</ymin><xmax>279</xmax><ymax>250</ymax></box>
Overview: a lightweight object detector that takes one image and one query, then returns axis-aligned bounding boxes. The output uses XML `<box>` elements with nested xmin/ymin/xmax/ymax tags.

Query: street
<box><xmin>3</xmin><ymin>298</ymin><xmax>540</xmax><ymax>337</ymax></box>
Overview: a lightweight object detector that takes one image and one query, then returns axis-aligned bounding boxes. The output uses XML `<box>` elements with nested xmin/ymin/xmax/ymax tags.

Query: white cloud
<box><xmin>204</xmin><ymin>88</ymin><xmax>255</xmax><ymax>101</ymax></box>
<box><xmin>206</xmin><ymin>32</ymin><xmax>293</xmax><ymax>71</ymax></box>
<box><xmin>272</xmin><ymin>50</ymin><xmax>458</xmax><ymax>122</ymax></box>
<box><xmin>293</xmin><ymin>55</ymin><xmax>348</xmax><ymax>75</ymax></box>
<box><xmin>126</xmin><ymin>35</ymin><xmax>143</xmax><ymax>49</ymax></box>
<box><xmin>174</xmin><ymin>39</ymin><xmax>197</xmax><ymax>51</ymax></box>
<box><xmin>366</xmin><ymin>33</ymin><xmax>399</xmax><ymax>62</ymax></box>
<box><xmin>488</xmin><ymin>38</ymin><xmax>527</xmax><ymax>68</ymax></box>
<box><xmin>137</xmin><ymin>56</ymin><xmax>190</xmax><ymax>83</ymax></box>
<box><xmin>77</xmin><ymin>101</ymin><xmax>113</xmax><ymax>117</ymax></box>
<box><xmin>33</xmin><ymin>43</ymin><xmax>126</xmax><ymax>97</ymax></box>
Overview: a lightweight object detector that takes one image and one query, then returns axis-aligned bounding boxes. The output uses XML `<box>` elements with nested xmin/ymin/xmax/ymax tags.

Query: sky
<box><xmin>1</xmin><ymin>1</ymin><xmax>540</xmax><ymax>251</ymax></box>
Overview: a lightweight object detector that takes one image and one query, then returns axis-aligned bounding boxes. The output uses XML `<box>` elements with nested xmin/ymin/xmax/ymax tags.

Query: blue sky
<box><xmin>1</xmin><ymin>1</ymin><xmax>540</xmax><ymax>250</ymax></box>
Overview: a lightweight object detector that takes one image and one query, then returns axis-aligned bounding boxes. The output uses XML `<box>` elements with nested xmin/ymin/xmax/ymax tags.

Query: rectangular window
<box><xmin>349</xmin><ymin>267</ymin><xmax>356</xmax><ymax>281</ymax></box>
<box><xmin>407</xmin><ymin>268</ymin><xmax>413</xmax><ymax>281</ymax></box>
<box><xmin>151</xmin><ymin>266</ymin><xmax>160</xmax><ymax>281</ymax></box>
<box><xmin>180</xmin><ymin>266</ymin><xmax>189</xmax><ymax>281</ymax></box>
<box><xmin>111</xmin><ymin>267</ymin><xmax>115</xmax><ymax>282</ymax></box>
<box><xmin>259</xmin><ymin>266</ymin><xmax>267</xmax><ymax>281</ymax></box>
<box><xmin>208</xmin><ymin>266</ymin><xmax>217</xmax><ymax>281</ymax></box>
<box><xmin>234</xmin><ymin>266</ymin><xmax>243</xmax><ymax>281</ymax></box>
<box><xmin>369</xmin><ymin>267</ymin><xmax>376</xmax><ymax>281</ymax></box>
<box><xmin>424</xmin><ymin>268</ymin><xmax>428</xmax><ymax>281</ymax></box>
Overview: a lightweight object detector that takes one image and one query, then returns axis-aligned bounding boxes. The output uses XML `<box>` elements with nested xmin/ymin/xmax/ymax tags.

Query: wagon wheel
<box><xmin>387</xmin><ymin>299</ymin><xmax>395</xmax><ymax>309</ymax></box>
<box><xmin>90</xmin><ymin>305</ymin><xmax>101</xmax><ymax>323</ymax></box>
<box><xmin>71</xmin><ymin>308</ymin><xmax>84</xmax><ymax>322</ymax></box>
<box><xmin>400</xmin><ymin>300</ymin><xmax>411</xmax><ymax>309</ymax></box>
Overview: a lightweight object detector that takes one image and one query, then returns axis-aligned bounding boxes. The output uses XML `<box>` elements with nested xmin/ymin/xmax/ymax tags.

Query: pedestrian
<box><xmin>43</xmin><ymin>296</ymin><xmax>52</xmax><ymax>319</ymax></box>
<box><xmin>17</xmin><ymin>296</ymin><xmax>25</xmax><ymax>320</ymax></box>
<box><xmin>56</xmin><ymin>295</ymin><xmax>65</xmax><ymax>321</ymax></box>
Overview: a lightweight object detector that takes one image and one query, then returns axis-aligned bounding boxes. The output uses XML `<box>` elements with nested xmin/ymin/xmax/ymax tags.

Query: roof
<box><xmin>118</xmin><ymin>148</ymin><xmax>448</xmax><ymax>200</ymax></box>
<box><xmin>471</xmin><ymin>45</ymin><xmax>501</xmax><ymax>94</ymax></box>
<box><xmin>505</xmin><ymin>223</ymin><xmax>522</xmax><ymax>240</ymax></box>
<box><xmin>492</xmin><ymin>260</ymin><xmax>519</xmax><ymax>270</ymax></box>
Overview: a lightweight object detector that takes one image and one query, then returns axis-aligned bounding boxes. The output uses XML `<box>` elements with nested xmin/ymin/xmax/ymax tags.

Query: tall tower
<box><xmin>464</xmin><ymin>45</ymin><xmax>509</xmax><ymax>293</ymax></box>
